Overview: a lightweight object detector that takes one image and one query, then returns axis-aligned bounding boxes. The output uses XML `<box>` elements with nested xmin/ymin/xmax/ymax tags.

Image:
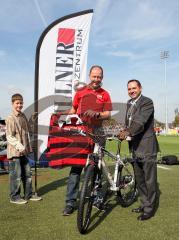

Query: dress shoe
<box><xmin>137</xmin><ymin>212</ymin><xmax>153</xmax><ymax>221</ymax></box>
<box><xmin>132</xmin><ymin>207</ymin><xmax>143</xmax><ymax>213</ymax></box>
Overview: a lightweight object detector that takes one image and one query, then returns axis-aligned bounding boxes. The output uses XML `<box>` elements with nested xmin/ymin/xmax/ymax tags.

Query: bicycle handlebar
<box><xmin>55</xmin><ymin>113</ymin><xmax>125</xmax><ymax>142</ymax></box>
<box><xmin>61</xmin><ymin>126</ymin><xmax>122</xmax><ymax>145</ymax></box>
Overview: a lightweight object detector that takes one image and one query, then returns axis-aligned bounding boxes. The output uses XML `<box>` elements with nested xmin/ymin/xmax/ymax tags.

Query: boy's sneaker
<box><xmin>10</xmin><ymin>198</ymin><xmax>27</xmax><ymax>205</ymax></box>
<box><xmin>62</xmin><ymin>205</ymin><xmax>74</xmax><ymax>216</ymax></box>
<box><xmin>29</xmin><ymin>195</ymin><xmax>42</xmax><ymax>201</ymax></box>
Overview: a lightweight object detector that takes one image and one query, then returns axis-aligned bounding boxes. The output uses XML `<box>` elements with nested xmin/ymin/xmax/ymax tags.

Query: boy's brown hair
<box><xmin>11</xmin><ymin>93</ymin><xmax>23</xmax><ymax>103</ymax></box>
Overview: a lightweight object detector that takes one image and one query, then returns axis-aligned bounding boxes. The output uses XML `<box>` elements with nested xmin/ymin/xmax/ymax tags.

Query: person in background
<box><xmin>0</xmin><ymin>128</ymin><xmax>7</xmax><ymax>170</ymax></box>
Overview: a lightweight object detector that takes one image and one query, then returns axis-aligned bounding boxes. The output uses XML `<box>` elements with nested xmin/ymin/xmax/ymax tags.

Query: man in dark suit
<box><xmin>119</xmin><ymin>79</ymin><xmax>159</xmax><ymax>221</ymax></box>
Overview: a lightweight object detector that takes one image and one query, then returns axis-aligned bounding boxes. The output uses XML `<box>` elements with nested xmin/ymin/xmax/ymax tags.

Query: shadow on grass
<box><xmin>84</xmin><ymin>182</ymin><xmax>161</xmax><ymax>234</ymax></box>
<box><xmin>37</xmin><ymin>176</ymin><xmax>68</xmax><ymax>196</ymax></box>
<box><xmin>86</xmin><ymin>199</ymin><xmax>119</xmax><ymax>234</ymax></box>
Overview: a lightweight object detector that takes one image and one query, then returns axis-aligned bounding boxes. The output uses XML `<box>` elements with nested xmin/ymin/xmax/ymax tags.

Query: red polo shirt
<box><xmin>73</xmin><ymin>86</ymin><xmax>112</xmax><ymax>126</ymax></box>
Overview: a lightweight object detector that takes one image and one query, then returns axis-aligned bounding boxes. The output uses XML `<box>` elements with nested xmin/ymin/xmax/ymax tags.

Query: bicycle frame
<box><xmin>87</xmin><ymin>137</ymin><xmax>133</xmax><ymax>192</ymax></box>
<box><xmin>60</xmin><ymin>123</ymin><xmax>134</xmax><ymax>192</ymax></box>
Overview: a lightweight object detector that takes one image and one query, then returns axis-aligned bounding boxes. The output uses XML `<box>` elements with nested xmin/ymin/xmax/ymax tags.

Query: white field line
<box><xmin>157</xmin><ymin>165</ymin><xmax>171</xmax><ymax>170</ymax></box>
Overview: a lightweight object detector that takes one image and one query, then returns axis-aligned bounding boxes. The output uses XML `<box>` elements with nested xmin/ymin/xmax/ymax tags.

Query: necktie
<box><xmin>127</xmin><ymin>102</ymin><xmax>136</xmax><ymax>127</ymax></box>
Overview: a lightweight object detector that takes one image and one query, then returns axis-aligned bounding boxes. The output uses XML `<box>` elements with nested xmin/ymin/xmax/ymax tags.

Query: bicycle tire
<box><xmin>77</xmin><ymin>164</ymin><xmax>97</xmax><ymax>234</ymax></box>
<box><xmin>117</xmin><ymin>160</ymin><xmax>137</xmax><ymax>207</ymax></box>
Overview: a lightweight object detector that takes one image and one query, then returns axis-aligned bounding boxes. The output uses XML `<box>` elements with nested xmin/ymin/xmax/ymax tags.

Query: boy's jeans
<box><xmin>9</xmin><ymin>156</ymin><xmax>33</xmax><ymax>201</ymax></box>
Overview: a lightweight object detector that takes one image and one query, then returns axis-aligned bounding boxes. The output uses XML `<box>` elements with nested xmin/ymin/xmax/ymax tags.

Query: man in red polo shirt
<box><xmin>63</xmin><ymin>65</ymin><xmax>112</xmax><ymax>216</ymax></box>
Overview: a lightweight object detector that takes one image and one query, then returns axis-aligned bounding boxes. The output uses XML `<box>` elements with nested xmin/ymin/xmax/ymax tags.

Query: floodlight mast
<box><xmin>160</xmin><ymin>51</ymin><xmax>169</xmax><ymax>134</ymax></box>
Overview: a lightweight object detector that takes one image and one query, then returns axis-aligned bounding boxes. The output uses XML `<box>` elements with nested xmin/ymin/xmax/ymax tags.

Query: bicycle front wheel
<box><xmin>77</xmin><ymin>164</ymin><xmax>96</xmax><ymax>234</ymax></box>
<box><xmin>117</xmin><ymin>160</ymin><xmax>137</xmax><ymax>207</ymax></box>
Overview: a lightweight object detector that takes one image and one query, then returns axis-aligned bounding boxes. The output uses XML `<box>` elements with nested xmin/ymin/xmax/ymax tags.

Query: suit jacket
<box><xmin>125</xmin><ymin>95</ymin><xmax>159</xmax><ymax>158</ymax></box>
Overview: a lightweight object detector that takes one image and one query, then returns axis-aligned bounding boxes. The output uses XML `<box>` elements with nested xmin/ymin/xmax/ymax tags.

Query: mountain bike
<box><xmin>74</xmin><ymin>125</ymin><xmax>137</xmax><ymax>234</ymax></box>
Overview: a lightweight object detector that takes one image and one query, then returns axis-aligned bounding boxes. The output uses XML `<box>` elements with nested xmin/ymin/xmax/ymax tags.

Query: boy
<box><xmin>6</xmin><ymin>93</ymin><xmax>41</xmax><ymax>204</ymax></box>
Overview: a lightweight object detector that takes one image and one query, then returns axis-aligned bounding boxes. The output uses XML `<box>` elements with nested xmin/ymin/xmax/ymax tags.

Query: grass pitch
<box><xmin>0</xmin><ymin>136</ymin><xmax>179</xmax><ymax>240</ymax></box>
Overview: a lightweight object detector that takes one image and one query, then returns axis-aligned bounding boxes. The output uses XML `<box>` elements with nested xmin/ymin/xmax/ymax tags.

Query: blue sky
<box><xmin>0</xmin><ymin>0</ymin><xmax>179</xmax><ymax>123</ymax></box>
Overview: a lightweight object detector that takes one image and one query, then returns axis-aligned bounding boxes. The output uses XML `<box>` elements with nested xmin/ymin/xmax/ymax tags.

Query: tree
<box><xmin>154</xmin><ymin>119</ymin><xmax>165</xmax><ymax>128</ymax></box>
<box><xmin>173</xmin><ymin>114</ymin><xmax>179</xmax><ymax>127</ymax></box>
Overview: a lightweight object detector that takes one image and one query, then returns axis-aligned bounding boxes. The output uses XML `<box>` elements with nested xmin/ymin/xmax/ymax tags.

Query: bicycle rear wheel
<box><xmin>117</xmin><ymin>160</ymin><xmax>137</xmax><ymax>207</ymax></box>
<box><xmin>77</xmin><ymin>164</ymin><xmax>96</xmax><ymax>234</ymax></box>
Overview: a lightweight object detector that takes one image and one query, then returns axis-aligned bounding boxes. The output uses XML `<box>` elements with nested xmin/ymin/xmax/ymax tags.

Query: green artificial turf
<box><xmin>0</xmin><ymin>136</ymin><xmax>179</xmax><ymax>240</ymax></box>
<box><xmin>157</xmin><ymin>135</ymin><xmax>179</xmax><ymax>157</ymax></box>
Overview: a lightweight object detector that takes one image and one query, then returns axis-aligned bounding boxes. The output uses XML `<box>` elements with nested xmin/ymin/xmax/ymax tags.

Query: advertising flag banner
<box><xmin>34</xmin><ymin>10</ymin><xmax>93</xmax><ymax>161</ymax></box>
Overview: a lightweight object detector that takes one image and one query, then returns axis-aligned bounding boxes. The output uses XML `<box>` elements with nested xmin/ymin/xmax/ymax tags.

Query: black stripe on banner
<box><xmin>50</xmin><ymin>142</ymin><xmax>90</xmax><ymax>148</ymax></box>
<box><xmin>49</xmin><ymin>132</ymin><xmax>85</xmax><ymax>137</ymax></box>
<box><xmin>47</xmin><ymin>153</ymin><xmax>88</xmax><ymax>160</ymax></box>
